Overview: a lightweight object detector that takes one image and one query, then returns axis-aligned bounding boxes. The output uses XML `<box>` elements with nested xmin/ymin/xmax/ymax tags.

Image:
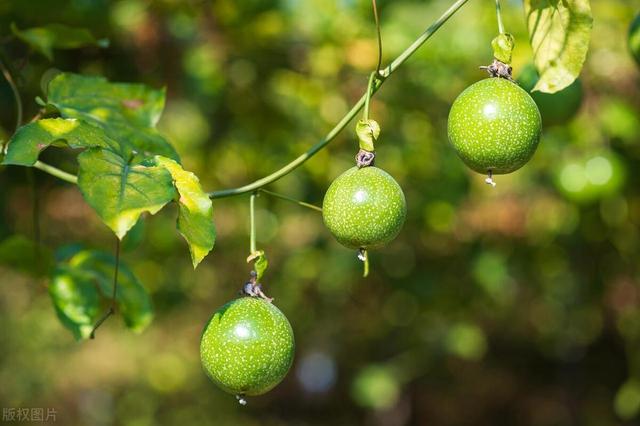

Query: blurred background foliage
<box><xmin>1</xmin><ymin>0</ymin><xmax>640</xmax><ymax>425</ymax></box>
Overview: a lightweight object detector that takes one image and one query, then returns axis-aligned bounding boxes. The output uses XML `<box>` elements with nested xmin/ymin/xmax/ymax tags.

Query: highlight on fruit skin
<box><xmin>447</xmin><ymin>77</ymin><xmax>542</xmax><ymax>176</ymax></box>
<box><xmin>200</xmin><ymin>296</ymin><xmax>295</xmax><ymax>400</ymax></box>
<box><xmin>322</xmin><ymin>166</ymin><xmax>406</xmax><ymax>250</ymax></box>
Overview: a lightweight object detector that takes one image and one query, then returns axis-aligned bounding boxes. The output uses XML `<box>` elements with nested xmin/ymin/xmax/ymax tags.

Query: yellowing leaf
<box><xmin>3</xmin><ymin>118</ymin><xmax>118</xmax><ymax>166</ymax></box>
<box><xmin>155</xmin><ymin>156</ymin><xmax>215</xmax><ymax>268</ymax></box>
<box><xmin>524</xmin><ymin>0</ymin><xmax>592</xmax><ymax>93</ymax></box>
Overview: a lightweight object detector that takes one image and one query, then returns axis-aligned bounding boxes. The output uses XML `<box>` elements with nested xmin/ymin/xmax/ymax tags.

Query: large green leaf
<box><xmin>49</xmin><ymin>249</ymin><xmax>154</xmax><ymax>340</ymax></box>
<box><xmin>49</xmin><ymin>266</ymin><xmax>102</xmax><ymax>340</ymax></box>
<box><xmin>77</xmin><ymin>148</ymin><xmax>176</xmax><ymax>239</ymax></box>
<box><xmin>69</xmin><ymin>250</ymin><xmax>153</xmax><ymax>333</ymax></box>
<box><xmin>11</xmin><ymin>23</ymin><xmax>108</xmax><ymax>61</ymax></box>
<box><xmin>524</xmin><ymin>0</ymin><xmax>592</xmax><ymax>93</ymax></box>
<box><xmin>2</xmin><ymin>118</ymin><xmax>117</xmax><ymax>166</ymax></box>
<box><xmin>155</xmin><ymin>156</ymin><xmax>215</xmax><ymax>267</ymax></box>
<box><xmin>47</xmin><ymin>73</ymin><xmax>179</xmax><ymax>160</ymax></box>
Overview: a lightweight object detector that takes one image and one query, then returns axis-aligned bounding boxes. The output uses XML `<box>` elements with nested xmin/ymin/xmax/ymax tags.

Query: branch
<box><xmin>8</xmin><ymin>0</ymin><xmax>471</xmax><ymax>195</ymax></box>
<box><xmin>0</xmin><ymin>54</ymin><xmax>23</xmax><ymax>149</ymax></box>
<box><xmin>33</xmin><ymin>161</ymin><xmax>78</xmax><ymax>184</ymax></box>
<box><xmin>208</xmin><ymin>0</ymin><xmax>471</xmax><ymax>199</ymax></box>
<box><xmin>90</xmin><ymin>238</ymin><xmax>120</xmax><ymax>339</ymax></box>
<box><xmin>258</xmin><ymin>188</ymin><xmax>323</xmax><ymax>212</ymax></box>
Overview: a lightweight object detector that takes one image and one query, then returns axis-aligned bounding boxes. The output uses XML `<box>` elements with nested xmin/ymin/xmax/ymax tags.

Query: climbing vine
<box><xmin>0</xmin><ymin>0</ymin><xmax>594</xmax><ymax>404</ymax></box>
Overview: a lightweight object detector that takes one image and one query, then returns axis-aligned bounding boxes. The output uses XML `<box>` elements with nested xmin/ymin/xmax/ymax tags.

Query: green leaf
<box><xmin>69</xmin><ymin>250</ymin><xmax>153</xmax><ymax>333</ymax></box>
<box><xmin>247</xmin><ymin>250</ymin><xmax>268</xmax><ymax>281</ymax></box>
<box><xmin>11</xmin><ymin>23</ymin><xmax>109</xmax><ymax>61</ymax></box>
<box><xmin>2</xmin><ymin>118</ymin><xmax>118</xmax><ymax>166</ymax></box>
<box><xmin>49</xmin><ymin>266</ymin><xmax>101</xmax><ymax>340</ymax></box>
<box><xmin>49</xmin><ymin>249</ymin><xmax>154</xmax><ymax>339</ymax></box>
<box><xmin>356</xmin><ymin>119</ymin><xmax>380</xmax><ymax>152</ymax></box>
<box><xmin>47</xmin><ymin>73</ymin><xmax>179</xmax><ymax>160</ymax></box>
<box><xmin>77</xmin><ymin>148</ymin><xmax>176</xmax><ymax>239</ymax></box>
<box><xmin>0</xmin><ymin>235</ymin><xmax>53</xmax><ymax>276</ymax></box>
<box><xmin>491</xmin><ymin>33</ymin><xmax>515</xmax><ymax>64</ymax></box>
<box><xmin>524</xmin><ymin>0</ymin><xmax>592</xmax><ymax>93</ymax></box>
<box><xmin>155</xmin><ymin>156</ymin><xmax>215</xmax><ymax>267</ymax></box>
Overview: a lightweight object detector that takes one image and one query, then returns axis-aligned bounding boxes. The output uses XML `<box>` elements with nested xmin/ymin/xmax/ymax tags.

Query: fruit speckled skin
<box><xmin>200</xmin><ymin>297</ymin><xmax>294</xmax><ymax>396</ymax></box>
<box><xmin>448</xmin><ymin>78</ymin><xmax>542</xmax><ymax>175</ymax></box>
<box><xmin>323</xmin><ymin>166</ymin><xmax>406</xmax><ymax>249</ymax></box>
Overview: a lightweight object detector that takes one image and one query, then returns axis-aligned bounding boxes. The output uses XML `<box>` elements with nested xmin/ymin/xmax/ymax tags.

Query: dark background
<box><xmin>1</xmin><ymin>0</ymin><xmax>640</xmax><ymax>425</ymax></box>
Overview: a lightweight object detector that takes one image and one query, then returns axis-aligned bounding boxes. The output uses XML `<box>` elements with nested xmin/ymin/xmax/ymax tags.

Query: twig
<box><xmin>90</xmin><ymin>239</ymin><xmax>120</xmax><ymax>339</ymax></box>
<box><xmin>258</xmin><ymin>188</ymin><xmax>322</xmax><ymax>212</ymax></box>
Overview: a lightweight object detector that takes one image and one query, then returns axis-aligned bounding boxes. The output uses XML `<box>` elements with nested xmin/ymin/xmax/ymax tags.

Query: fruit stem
<box><xmin>356</xmin><ymin>149</ymin><xmax>376</xmax><ymax>168</ymax></box>
<box><xmin>249</xmin><ymin>192</ymin><xmax>257</xmax><ymax>254</ymax></box>
<box><xmin>479</xmin><ymin>59</ymin><xmax>514</xmax><ymax>81</ymax></box>
<box><xmin>495</xmin><ymin>0</ymin><xmax>505</xmax><ymax>35</ymax></box>
<box><xmin>363</xmin><ymin>71</ymin><xmax>377</xmax><ymax>122</ymax></box>
<box><xmin>358</xmin><ymin>248</ymin><xmax>370</xmax><ymax>278</ymax></box>
<box><xmin>258</xmin><ymin>188</ymin><xmax>322</xmax><ymax>212</ymax></box>
<box><xmin>485</xmin><ymin>170</ymin><xmax>497</xmax><ymax>187</ymax></box>
<box><xmin>90</xmin><ymin>238</ymin><xmax>120</xmax><ymax>339</ymax></box>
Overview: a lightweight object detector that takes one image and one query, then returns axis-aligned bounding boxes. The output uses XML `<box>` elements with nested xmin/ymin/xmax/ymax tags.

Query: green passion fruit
<box><xmin>322</xmin><ymin>166</ymin><xmax>406</xmax><ymax>250</ymax></box>
<box><xmin>447</xmin><ymin>77</ymin><xmax>542</xmax><ymax>176</ymax></box>
<box><xmin>200</xmin><ymin>297</ymin><xmax>294</xmax><ymax>400</ymax></box>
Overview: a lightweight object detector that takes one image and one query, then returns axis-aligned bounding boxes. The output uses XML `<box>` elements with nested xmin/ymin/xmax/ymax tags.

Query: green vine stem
<box><xmin>249</xmin><ymin>192</ymin><xmax>257</xmax><ymax>254</ymax></box>
<box><xmin>258</xmin><ymin>188</ymin><xmax>322</xmax><ymax>213</ymax></box>
<box><xmin>33</xmin><ymin>161</ymin><xmax>78</xmax><ymax>183</ymax></box>
<box><xmin>362</xmin><ymin>71</ymin><xmax>377</xmax><ymax>123</ymax></box>
<box><xmin>489</xmin><ymin>0</ymin><xmax>514</xmax><ymax>66</ymax></box>
<box><xmin>495</xmin><ymin>0</ymin><xmax>505</xmax><ymax>35</ymax></box>
<box><xmin>1</xmin><ymin>0</ymin><xmax>471</xmax><ymax>197</ymax></box>
<box><xmin>208</xmin><ymin>0</ymin><xmax>470</xmax><ymax>199</ymax></box>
